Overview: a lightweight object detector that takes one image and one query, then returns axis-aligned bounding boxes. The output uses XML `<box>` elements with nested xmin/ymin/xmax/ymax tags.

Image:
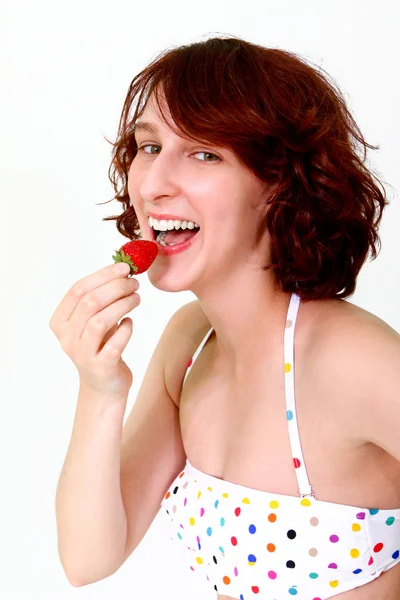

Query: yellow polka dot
<box><xmin>242</xmin><ymin>497</ymin><xmax>250</xmax><ymax>504</ymax></box>
<box><xmin>269</xmin><ymin>500</ymin><xmax>279</xmax><ymax>509</ymax></box>
<box><xmin>196</xmin><ymin>557</ymin><xmax>203</xmax><ymax>564</ymax></box>
<box><xmin>300</xmin><ymin>498</ymin><xmax>311</xmax><ymax>507</ymax></box>
<box><xmin>189</xmin><ymin>517</ymin><xmax>195</xmax><ymax>526</ymax></box>
<box><xmin>284</xmin><ymin>363</ymin><xmax>292</xmax><ymax>373</ymax></box>
<box><xmin>329</xmin><ymin>581</ymin><xmax>339</xmax><ymax>588</ymax></box>
<box><xmin>197</xmin><ymin>491</ymin><xmax>202</xmax><ymax>499</ymax></box>
<box><xmin>222</xmin><ymin>492</ymin><xmax>229</xmax><ymax>498</ymax></box>
<box><xmin>352</xmin><ymin>523</ymin><xmax>361</xmax><ymax>532</ymax></box>
<box><xmin>350</xmin><ymin>549</ymin><xmax>360</xmax><ymax>559</ymax></box>
<box><xmin>207</xmin><ymin>486</ymin><xmax>212</xmax><ymax>491</ymax></box>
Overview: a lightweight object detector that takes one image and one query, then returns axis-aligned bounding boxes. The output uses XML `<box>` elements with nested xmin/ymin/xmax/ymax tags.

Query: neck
<box><xmin>194</xmin><ymin>269</ymin><xmax>294</xmax><ymax>380</ymax></box>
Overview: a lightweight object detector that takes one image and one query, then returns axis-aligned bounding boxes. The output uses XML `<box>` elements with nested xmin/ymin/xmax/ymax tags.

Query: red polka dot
<box><xmin>374</xmin><ymin>543</ymin><xmax>384</xmax><ymax>553</ymax></box>
<box><xmin>293</xmin><ymin>458</ymin><xmax>301</xmax><ymax>468</ymax></box>
<box><xmin>251</xmin><ymin>586</ymin><xmax>259</xmax><ymax>594</ymax></box>
<box><xmin>235</xmin><ymin>507</ymin><xmax>241</xmax><ymax>516</ymax></box>
<box><xmin>187</xmin><ymin>358</ymin><xmax>193</xmax><ymax>368</ymax></box>
<box><xmin>231</xmin><ymin>536</ymin><xmax>238</xmax><ymax>546</ymax></box>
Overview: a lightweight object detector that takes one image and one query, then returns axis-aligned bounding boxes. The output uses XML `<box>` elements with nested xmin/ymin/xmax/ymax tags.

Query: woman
<box><xmin>52</xmin><ymin>36</ymin><xmax>400</xmax><ymax>599</ymax></box>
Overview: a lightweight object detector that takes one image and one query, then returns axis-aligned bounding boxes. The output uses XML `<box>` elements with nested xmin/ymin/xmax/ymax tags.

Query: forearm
<box><xmin>55</xmin><ymin>386</ymin><xmax>128</xmax><ymax>586</ymax></box>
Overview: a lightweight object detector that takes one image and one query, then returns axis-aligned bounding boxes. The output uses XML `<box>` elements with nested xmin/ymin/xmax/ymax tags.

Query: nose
<box><xmin>139</xmin><ymin>148</ymin><xmax>181</xmax><ymax>203</ymax></box>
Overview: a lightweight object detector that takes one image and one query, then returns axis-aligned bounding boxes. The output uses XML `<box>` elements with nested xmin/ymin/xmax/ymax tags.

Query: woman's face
<box><xmin>127</xmin><ymin>94</ymin><xmax>272</xmax><ymax>289</ymax></box>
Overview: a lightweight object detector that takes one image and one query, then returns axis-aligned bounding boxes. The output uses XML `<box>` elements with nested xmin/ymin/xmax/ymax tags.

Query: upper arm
<box><xmin>325</xmin><ymin>315</ymin><xmax>400</xmax><ymax>462</ymax></box>
<box><xmin>118</xmin><ymin>301</ymin><xmax>199</xmax><ymax>564</ymax></box>
<box><xmin>359</xmin><ymin>327</ymin><xmax>400</xmax><ymax>462</ymax></box>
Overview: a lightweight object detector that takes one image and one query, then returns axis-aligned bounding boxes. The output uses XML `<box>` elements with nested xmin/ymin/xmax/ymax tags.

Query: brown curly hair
<box><xmin>99</xmin><ymin>35</ymin><xmax>391</xmax><ymax>301</ymax></box>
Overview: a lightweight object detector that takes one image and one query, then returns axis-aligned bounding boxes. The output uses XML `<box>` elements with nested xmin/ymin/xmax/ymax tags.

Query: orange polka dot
<box><xmin>267</xmin><ymin>543</ymin><xmax>276</xmax><ymax>552</ymax></box>
<box><xmin>223</xmin><ymin>576</ymin><xmax>231</xmax><ymax>584</ymax></box>
<box><xmin>165</xmin><ymin>491</ymin><xmax>170</xmax><ymax>499</ymax></box>
<box><xmin>268</xmin><ymin>513</ymin><xmax>277</xmax><ymax>522</ymax></box>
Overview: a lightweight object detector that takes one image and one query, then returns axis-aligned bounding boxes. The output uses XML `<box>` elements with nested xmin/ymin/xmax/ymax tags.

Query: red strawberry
<box><xmin>112</xmin><ymin>240</ymin><xmax>158</xmax><ymax>275</ymax></box>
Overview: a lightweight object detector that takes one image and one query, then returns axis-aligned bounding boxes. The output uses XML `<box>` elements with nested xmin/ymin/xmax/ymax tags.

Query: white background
<box><xmin>1</xmin><ymin>1</ymin><xmax>399</xmax><ymax>599</ymax></box>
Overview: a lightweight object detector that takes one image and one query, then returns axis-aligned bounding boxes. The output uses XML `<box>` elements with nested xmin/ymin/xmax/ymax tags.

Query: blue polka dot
<box><xmin>369</xmin><ymin>508</ymin><xmax>379</xmax><ymax>515</ymax></box>
<box><xmin>248</xmin><ymin>554</ymin><xmax>257</xmax><ymax>563</ymax></box>
<box><xmin>220</xmin><ymin>517</ymin><xmax>225</xmax><ymax>526</ymax></box>
<box><xmin>288</xmin><ymin>587</ymin><xmax>298</xmax><ymax>595</ymax></box>
<box><xmin>240</xmin><ymin>595</ymin><xmax>244</xmax><ymax>600</ymax></box>
<box><xmin>287</xmin><ymin>410</ymin><xmax>293</xmax><ymax>420</ymax></box>
<box><xmin>353</xmin><ymin>569</ymin><xmax>362</xmax><ymax>574</ymax></box>
<box><xmin>392</xmin><ymin>550</ymin><xmax>400</xmax><ymax>560</ymax></box>
<box><xmin>248</xmin><ymin>524</ymin><xmax>256</xmax><ymax>534</ymax></box>
<box><xmin>206</xmin><ymin>527</ymin><xmax>212</xmax><ymax>536</ymax></box>
<box><xmin>215</xmin><ymin>499</ymin><xmax>219</xmax><ymax>509</ymax></box>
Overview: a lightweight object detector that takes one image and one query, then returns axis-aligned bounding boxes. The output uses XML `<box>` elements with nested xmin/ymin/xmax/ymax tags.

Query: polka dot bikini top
<box><xmin>160</xmin><ymin>292</ymin><xmax>400</xmax><ymax>599</ymax></box>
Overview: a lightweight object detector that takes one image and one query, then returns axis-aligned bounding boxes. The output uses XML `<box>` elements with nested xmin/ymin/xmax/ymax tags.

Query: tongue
<box><xmin>163</xmin><ymin>228</ymin><xmax>198</xmax><ymax>246</ymax></box>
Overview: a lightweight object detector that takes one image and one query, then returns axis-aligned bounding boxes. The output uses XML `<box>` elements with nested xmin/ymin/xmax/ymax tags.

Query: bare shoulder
<box><xmin>312</xmin><ymin>297</ymin><xmax>400</xmax><ymax>363</ymax></box>
<box><xmin>164</xmin><ymin>300</ymin><xmax>211</xmax><ymax>408</ymax></box>
<box><xmin>309</xmin><ymin>297</ymin><xmax>400</xmax><ymax>453</ymax></box>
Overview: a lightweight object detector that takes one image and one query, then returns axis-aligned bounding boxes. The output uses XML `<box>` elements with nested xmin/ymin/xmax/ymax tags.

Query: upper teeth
<box><xmin>148</xmin><ymin>216</ymin><xmax>200</xmax><ymax>231</ymax></box>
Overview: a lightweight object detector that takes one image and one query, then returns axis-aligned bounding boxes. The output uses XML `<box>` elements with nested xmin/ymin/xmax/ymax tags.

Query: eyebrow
<box><xmin>133</xmin><ymin>121</ymin><xmax>159</xmax><ymax>135</ymax></box>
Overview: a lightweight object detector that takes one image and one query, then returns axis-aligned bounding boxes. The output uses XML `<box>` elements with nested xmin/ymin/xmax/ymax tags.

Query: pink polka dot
<box><xmin>234</xmin><ymin>567</ymin><xmax>238</xmax><ymax>576</ymax></box>
<box><xmin>187</xmin><ymin>358</ymin><xmax>193</xmax><ymax>368</ymax></box>
<box><xmin>268</xmin><ymin>570</ymin><xmax>277</xmax><ymax>579</ymax></box>
<box><xmin>200</xmin><ymin>508</ymin><xmax>205</xmax><ymax>516</ymax></box>
<box><xmin>330</xmin><ymin>535</ymin><xmax>339</xmax><ymax>543</ymax></box>
<box><xmin>368</xmin><ymin>556</ymin><xmax>374</xmax><ymax>565</ymax></box>
<box><xmin>328</xmin><ymin>563</ymin><xmax>337</xmax><ymax>569</ymax></box>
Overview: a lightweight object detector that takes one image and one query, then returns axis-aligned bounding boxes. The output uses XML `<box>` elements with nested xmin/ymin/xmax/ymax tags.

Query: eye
<box><xmin>193</xmin><ymin>151</ymin><xmax>220</xmax><ymax>162</ymax></box>
<box><xmin>138</xmin><ymin>144</ymin><xmax>161</xmax><ymax>155</ymax></box>
<box><xmin>137</xmin><ymin>145</ymin><xmax>220</xmax><ymax>162</ymax></box>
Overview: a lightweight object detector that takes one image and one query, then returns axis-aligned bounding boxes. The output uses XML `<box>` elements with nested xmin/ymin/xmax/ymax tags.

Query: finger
<box><xmin>78</xmin><ymin>293</ymin><xmax>140</xmax><ymax>358</ymax></box>
<box><xmin>67</xmin><ymin>277</ymin><xmax>138</xmax><ymax>343</ymax></box>
<box><xmin>98</xmin><ymin>317</ymin><xmax>134</xmax><ymax>364</ymax></box>
<box><xmin>49</xmin><ymin>263</ymin><xmax>131</xmax><ymax>333</ymax></box>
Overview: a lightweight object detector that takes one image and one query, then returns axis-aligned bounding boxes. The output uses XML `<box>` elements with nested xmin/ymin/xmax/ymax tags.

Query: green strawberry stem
<box><xmin>112</xmin><ymin>249</ymin><xmax>139</xmax><ymax>274</ymax></box>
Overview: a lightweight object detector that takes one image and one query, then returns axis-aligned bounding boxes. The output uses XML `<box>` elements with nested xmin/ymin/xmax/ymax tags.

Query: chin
<box><xmin>146</xmin><ymin>269</ymin><xmax>193</xmax><ymax>294</ymax></box>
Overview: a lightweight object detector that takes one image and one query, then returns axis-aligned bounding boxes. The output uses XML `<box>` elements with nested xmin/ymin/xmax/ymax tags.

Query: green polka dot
<box><xmin>386</xmin><ymin>517</ymin><xmax>395</xmax><ymax>526</ymax></box>
<box><xmin>309</xmin><ymin>572</ymin><xmax>319</xmax><ymax>579</ymax></box>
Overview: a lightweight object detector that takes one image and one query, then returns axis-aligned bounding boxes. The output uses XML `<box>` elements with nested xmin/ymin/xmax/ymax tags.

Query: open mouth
<box><xmin>151</xmin><ymin>226</ymin><xmax>200</xmax><ymax>247</ymax></box>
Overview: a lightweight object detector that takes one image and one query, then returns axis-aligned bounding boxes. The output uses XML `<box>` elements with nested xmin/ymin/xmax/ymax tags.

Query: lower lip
<box><xmin>154</xmin><ymin>229</ymin><xmax>201</xmax><ymax>256</ymax></box>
